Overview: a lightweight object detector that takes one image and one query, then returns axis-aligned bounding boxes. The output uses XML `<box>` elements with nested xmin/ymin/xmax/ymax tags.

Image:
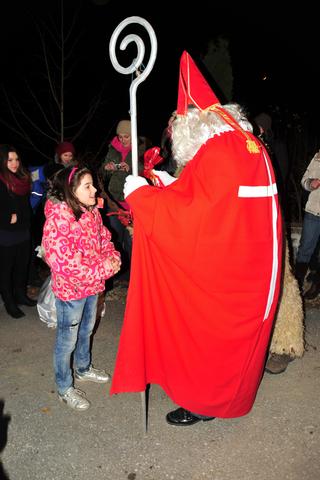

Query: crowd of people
<box><xmin>0</xmin><ymin>50</ymin><xmax>314</xmax><ymax>422</ymax></box>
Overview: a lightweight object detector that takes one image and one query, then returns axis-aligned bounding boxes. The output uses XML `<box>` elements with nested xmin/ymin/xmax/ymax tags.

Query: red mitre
<box><xmin>176</xmin><ymin>51</ymin><xmax>220</xmax><ymax>115</ymax></box>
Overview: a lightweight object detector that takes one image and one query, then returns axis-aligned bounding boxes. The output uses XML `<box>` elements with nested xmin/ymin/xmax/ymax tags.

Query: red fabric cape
<box><xmin>110</xmin><ymin>130</ymin><xmax>283</xmax><ymax>418</ymax></box>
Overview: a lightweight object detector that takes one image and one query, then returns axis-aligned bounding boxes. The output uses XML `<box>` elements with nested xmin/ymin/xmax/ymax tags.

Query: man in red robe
<box><xmin>110</xmin><ymin>51</ymin><xmax>283</xmax><ymax>426</ymax></box>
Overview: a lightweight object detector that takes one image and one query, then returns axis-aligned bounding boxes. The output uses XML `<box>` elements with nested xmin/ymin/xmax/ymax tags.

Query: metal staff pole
<box><xmin>109</xmin><ymin>16</ymin><xmax>157</xmax><ymax>177</ymax></box>
<box><xmin>109</xmin><ymin>17</ymin><xmax>157</xmax><ymax>434</ymax></box>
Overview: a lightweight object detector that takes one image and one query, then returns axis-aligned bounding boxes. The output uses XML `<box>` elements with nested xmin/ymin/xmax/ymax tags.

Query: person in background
<box><xmin>54</xmin><ymin>141</ymin><xmax>76</xmax><ymax>167</ymax></box>
<box><xmin>101</xmin><ymin>120</ymin><xmax>132</xmax><ymax>178</ymax></box>
<box><xmin>295</xmin><ymin>149</ymin><xmax>320</xmax><ymax>297</ymax></box>
<box><xmin>41</xmin><ymin>166</ymin><xmax>121</xmax><ymax>411</ymax></box>
<box><xmin>0</xmin><ymin>144</ymin><xmax>37</xmax><ymax>318</ymax></box>
<box><xmin>110</xmin><ymin>51</ymin><xmax>283</xmax><ymax>426</ymax></box>
<box><xmin>100</xmin><ymin>119</ymin><xmax>148</xmax><ymax>204</ymax></box>
<box><xmin>44</xmin><ymin>141</ymin><xmax>77</xmax><ymax>181</ymax></box>
<box><xmin>99</xmin><ymin>120</ymin><xmax>147</xmax><ymax>280</ymax></box>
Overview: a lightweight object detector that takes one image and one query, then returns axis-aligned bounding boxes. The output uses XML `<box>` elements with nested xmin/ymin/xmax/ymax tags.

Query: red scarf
<box><xmin>111</xmin><ymin>136</ymin><xmax>131</xmax><ymax>161</ymax></box>
<box><xmin>0</xmin><ymin>172</ymin><xmax>31</xmax><ymax>196</ymax></box>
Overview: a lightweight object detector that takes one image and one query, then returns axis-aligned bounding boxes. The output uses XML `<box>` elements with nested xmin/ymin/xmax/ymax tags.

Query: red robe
<box><xmin>110</xmin><ymin>130</ymin><xmax>283</xmax><ymax>418</ymax></box>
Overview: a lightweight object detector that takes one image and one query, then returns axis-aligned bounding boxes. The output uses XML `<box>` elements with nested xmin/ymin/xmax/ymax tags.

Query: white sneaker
<box><xmin>75</xmin><ymin>366</ymin><xmax>111</xmax><ymax>384</ymax></box>
<box><xmin>58</xmin><ymin>387</ymin><xmax>90</xmax><ymax>411</ymax></box>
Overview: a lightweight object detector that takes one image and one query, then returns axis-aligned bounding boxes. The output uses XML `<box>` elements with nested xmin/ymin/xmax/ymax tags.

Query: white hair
<box><xmin>172</xmin><ymin>103</ymin><xmax>253</xmax><ymax>168</ymax></box>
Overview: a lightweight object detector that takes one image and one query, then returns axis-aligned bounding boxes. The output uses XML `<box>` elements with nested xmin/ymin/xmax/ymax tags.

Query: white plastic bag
<box><xmin>37</xmin><ymin>275</ymin><xmax>57</xmax><ymax>328</ymax></box>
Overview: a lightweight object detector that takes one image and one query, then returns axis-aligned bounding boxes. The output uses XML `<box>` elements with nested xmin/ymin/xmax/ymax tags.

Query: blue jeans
<box><xmin>54</xmin><ymin>295</ymin><xmax>98</xmax><ymax>395</ymax></box>
<box><xmin>296</xmin><ymin>212</ymin><xmax>320</xmax><ymax>263</ymax></box>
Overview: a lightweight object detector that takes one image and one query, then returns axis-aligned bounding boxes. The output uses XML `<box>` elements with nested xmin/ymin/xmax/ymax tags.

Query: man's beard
<box><xmin>172</xmin><ymin>104</ymin><xmax>252</xmax><ymax>168</ymax></box>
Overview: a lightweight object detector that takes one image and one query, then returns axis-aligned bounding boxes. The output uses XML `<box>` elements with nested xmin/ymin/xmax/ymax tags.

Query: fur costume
<box><xmin>269</xmin><ymin>238</ymin><xmax>304</xmax><ymax>357</ymax></box>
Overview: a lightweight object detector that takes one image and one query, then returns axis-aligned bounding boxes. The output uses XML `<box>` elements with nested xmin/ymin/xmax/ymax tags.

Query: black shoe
<box><xmin>166</xmin><ymin>407</ymin><xmax>215</xmax><ymax>427</ymax></box>
<box><xmin>4</xmin><ymin>303</ymin><xmax>25</xmax><ymax>319</ymax></box>
<box><xmin>15</xmin><ymin>295</ymin><xmax>37</xmax><ymax>307</ymax></box>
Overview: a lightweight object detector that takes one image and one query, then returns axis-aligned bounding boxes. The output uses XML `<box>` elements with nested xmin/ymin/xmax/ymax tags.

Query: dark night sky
<box><xmin>0</xmin><ymin>0</ymin><xmax>319</xmax><ymax>162</ymax></box>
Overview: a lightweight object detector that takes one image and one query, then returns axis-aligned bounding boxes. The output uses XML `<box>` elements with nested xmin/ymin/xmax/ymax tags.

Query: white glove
<box><xmin>123</xmin><ymin>175</ymin><xmax>148</xmax><ymax>199</ymax></box>
<box><xmin>151</xmin><ymin>170</ymin><xmax>177</xmax><ymax>186</ymax></box>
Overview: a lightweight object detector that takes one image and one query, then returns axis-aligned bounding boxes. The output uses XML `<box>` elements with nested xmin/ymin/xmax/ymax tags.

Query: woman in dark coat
<box><xmin>0</xmin><ymin>144</ymin><xmax>37</xmax><ymax>318</ymax></box>
<box><xmin>99</xmin><ymin>120</ymin><xmax>148</xmax><ymax>274</ymax></box>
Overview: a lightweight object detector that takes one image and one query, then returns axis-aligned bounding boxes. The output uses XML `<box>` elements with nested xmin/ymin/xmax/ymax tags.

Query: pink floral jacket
<box><xmin>42</xmin><ymin>198</ymin><xmax>120</xmax><ymax>301</ymax></box>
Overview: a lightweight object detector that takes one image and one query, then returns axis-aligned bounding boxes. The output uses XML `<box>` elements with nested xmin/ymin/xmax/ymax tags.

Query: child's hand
<box><xmin>111</xmin><ymin>257</ymin><xmax>121</xmax><ymax>275</ymax></box>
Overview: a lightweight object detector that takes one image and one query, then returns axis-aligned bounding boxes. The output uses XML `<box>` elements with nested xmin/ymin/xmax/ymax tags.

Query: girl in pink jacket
<box><xmin>42</xmin><ymin>166</ymin><xmax>121</xmax><ymax>411</ymax></box>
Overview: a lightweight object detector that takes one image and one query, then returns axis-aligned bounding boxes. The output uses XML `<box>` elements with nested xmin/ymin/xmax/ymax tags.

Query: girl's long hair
<box><xmin>48</xmin><ymin>166</ymin><xmax>94</xmax><ymax>221</ymax></box>
<box><xmin>0</xmin><ymin>144</ymin><xmax>31</xmax><ymax>195</ymax></box>
<box><xmin>0</xmin><ymin>144</ymin><xmax>30</xmax><ymax>179</ymax></box>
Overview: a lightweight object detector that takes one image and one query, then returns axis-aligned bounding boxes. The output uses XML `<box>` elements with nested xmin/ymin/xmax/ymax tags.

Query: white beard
<box><xmin>172</xmin><ymin>104</ymin><xmax>253</xmax><ymax>168</ymax></box>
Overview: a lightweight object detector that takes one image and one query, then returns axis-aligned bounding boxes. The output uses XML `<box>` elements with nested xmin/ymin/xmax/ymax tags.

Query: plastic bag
<box><xmin>37</xmin><ymin>275</ymin><xmax>57</xmax><ymax>328</ymax></box>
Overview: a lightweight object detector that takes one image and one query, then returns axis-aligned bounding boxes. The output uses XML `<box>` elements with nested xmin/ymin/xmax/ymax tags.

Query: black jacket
<box><xmin>0</xmin><ymin>179</ymin><xmax>32</xmax><ymax>232</ymax></box>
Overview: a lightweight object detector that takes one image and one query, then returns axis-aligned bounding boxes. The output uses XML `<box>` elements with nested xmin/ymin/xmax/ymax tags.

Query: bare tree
<box><xmin>0</xmin><ymin>0</ymin><xmax>104</xmax><ymax>161</ymax></box>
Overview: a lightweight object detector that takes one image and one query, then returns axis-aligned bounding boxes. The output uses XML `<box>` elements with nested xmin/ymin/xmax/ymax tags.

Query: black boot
<box><xmin>294</xmin><ymin>262</ymin><xmax>309</xmax><ymax>289</ymax></box>
<box><xmin>15</xmin><ymin>291</ymin><xmax>37</xmax><ymax>307</ymax></box>
<box><xmin>1</xmin><ymin>289</ymin><xmax>26</xmax><ymax>318</ymax></box>
<box><xmin>4</xmin><ymin>302</ymin><xmax>25</xmax><ymax>318</ymax></box>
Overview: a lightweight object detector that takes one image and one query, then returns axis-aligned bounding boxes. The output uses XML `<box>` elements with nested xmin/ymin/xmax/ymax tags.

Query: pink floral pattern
<box><xmin>42</xmin><ymin>199</ymin><xmax>120</xmax><ymax>300</ymax></box>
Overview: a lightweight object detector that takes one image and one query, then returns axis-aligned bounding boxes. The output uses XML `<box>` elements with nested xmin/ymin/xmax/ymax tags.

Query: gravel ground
<box><xmin>0</xmin><ymin>287</ymin><xmax>319</xmax><ymax>480</ymax></box>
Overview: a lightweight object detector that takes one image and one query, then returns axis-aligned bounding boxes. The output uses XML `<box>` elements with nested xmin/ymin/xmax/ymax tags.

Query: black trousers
<box><xmin>0</xmin><ymin>240</ymin><xmax>31</xmax><ymax>304</ymax></box>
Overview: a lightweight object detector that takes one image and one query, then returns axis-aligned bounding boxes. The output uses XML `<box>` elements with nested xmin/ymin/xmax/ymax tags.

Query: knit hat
<box><xmin>55</xmin><ymin>141</ymin><xmax>75</xmax><ymax>156</ymax></box>
<box><xmin>177</xmin><ymin>51</ymin><xmax>220</xmax><ymax>115</ymax></box>
<box><xmin>116</xmin><ymin>120</ymin><xmax>131</xmax><ymax>136</ymax></box>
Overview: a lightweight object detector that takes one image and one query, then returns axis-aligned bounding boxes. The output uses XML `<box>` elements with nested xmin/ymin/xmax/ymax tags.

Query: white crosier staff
<box><xmin>109</xmin><ymin>17</ymin><xmax>157</xmax><ymax>434</ymax></box>
<box><xmin>109</xmin><ymin>16</ymin><xmax>157</xmax><ymax>177</ymax></box>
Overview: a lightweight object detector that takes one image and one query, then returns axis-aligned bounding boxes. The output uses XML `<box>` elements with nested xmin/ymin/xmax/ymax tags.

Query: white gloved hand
<box><xmin>123</xmin><ymin>175</ymin><xmax>148</xmax><ymax>199</ymax></box>
<box><xmin>151</xmin><ymin>170</ymin><xmax>177</xmax><ymax>186</ymax></box>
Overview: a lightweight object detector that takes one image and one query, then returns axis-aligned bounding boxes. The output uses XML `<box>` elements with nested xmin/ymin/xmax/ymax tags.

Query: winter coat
<box><xmin>301</xmin><ymin>151</ymin><xmax>320</xmax><ymax>216</ymax></box>
<box><xmin>42</xmin><ymin>198</ymin><xmax>120</xmax><ymax>301</ymax></box>
<box><xmin>100</xmin><ymin>136</ymin><xmax>146</xmax><ymax>205</ymax></box>
<box><xmin>0</xmin><ymin>178</ymin><xmax>32</xmax><ymax>246</ymax></box>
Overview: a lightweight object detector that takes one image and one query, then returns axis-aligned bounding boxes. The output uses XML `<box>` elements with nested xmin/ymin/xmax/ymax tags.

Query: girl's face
<box><xmin>60</xmin><ymin>152</ymin><xmax>74</xmax><ymax>166</ymax></box>
<box><xmin>74</xmin><ymin>173</ymin><xmax>97</xmax><ymax>207</ymax></box>
<box><xmin>118</xmin><ymin>133</ymin><xmax>131</xmax><ymax>148</ymax></box>
<box><xmin>7</xmin><ymin>151</ymin><xmax>20</xmax><ymax>173</ymax></box>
